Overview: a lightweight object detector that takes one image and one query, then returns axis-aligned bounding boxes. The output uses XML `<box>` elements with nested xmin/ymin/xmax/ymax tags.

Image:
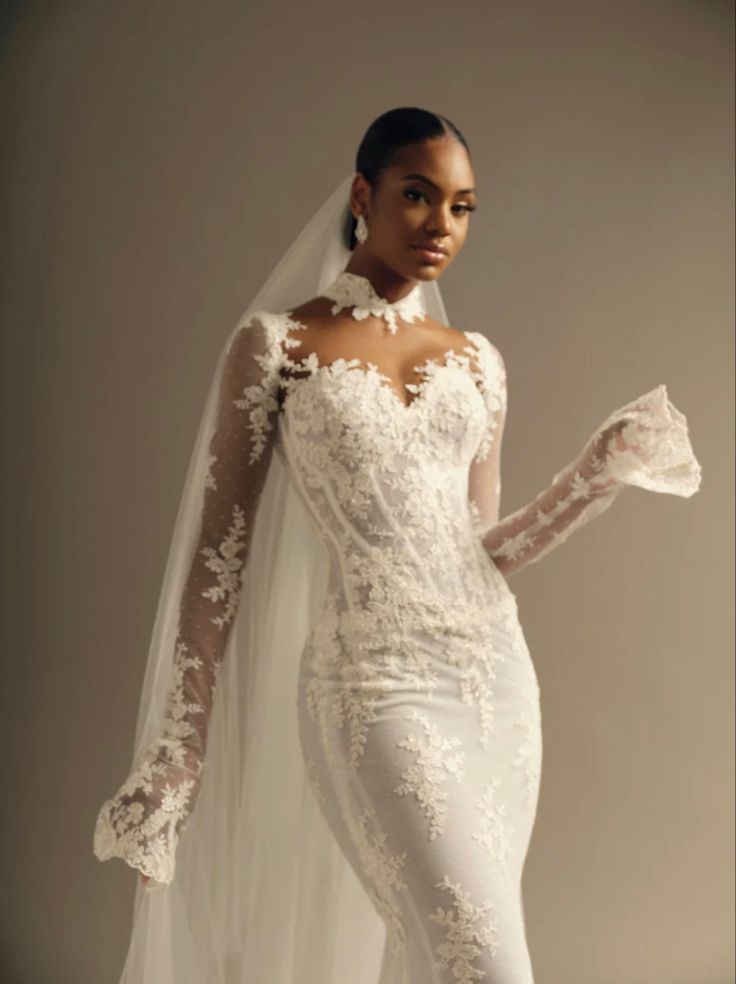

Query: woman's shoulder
<box><xmin>460</xmin><ymin>327</ymin><xmax>505</xmax><ymax>372</ymax></box>
<box><xmin>227</xmin><ymin>305</ymin><xmax>307</xmax><ymax>349</ymax></box>
<box><xmin>221</xmin><ymin>308</ymin><xmax>295</xmax><ymax>375</ymax></box>
<box><xmin>419</xmin><ymin>316</ymin><xmax>501</xmax><ymax>359</ymax></box>
<box><xmin>286</xmin><ymin>296</ymin><xmax>334</xmax><ymax>325</ymax></box>
<box><xmin>238</xmin><ymin>297</ymin><xmax>337</xmax><ymax>340</ymax></box>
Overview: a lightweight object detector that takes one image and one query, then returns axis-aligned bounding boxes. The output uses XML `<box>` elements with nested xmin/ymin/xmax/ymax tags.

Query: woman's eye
<box><xmin>404</xmin><ymin>189</ymin><xmax>475</xmax><ymax>215</ymax></box>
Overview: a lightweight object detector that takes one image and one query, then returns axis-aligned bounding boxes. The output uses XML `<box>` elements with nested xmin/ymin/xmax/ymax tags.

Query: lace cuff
<box><xmin>92</xmin><ymin>737</ymin><xmax>203</xmax><ymax>887</ymax></box>
<box><xmin>574</xmin><ymin>383</ymin><xmax>702</xmax><ymax>498</ymax></box>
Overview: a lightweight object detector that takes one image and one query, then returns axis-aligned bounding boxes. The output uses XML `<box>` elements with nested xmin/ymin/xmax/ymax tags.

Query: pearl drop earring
<box><xmin>355</xmin><ymin>214</ymin><xmax>369</xmax><ymax>245</ymax></box>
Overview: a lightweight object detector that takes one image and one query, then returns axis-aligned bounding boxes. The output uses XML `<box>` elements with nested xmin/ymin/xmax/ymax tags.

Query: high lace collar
<box><xmin>321</xmin><ymin>270</ymin><xmax>426</xmax><ymax>335</ymax></box>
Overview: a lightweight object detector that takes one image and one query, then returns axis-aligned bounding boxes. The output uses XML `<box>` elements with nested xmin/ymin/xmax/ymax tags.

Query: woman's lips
<box><xmin>410</xmin><ymin>245</ymin><xmax>448</xmax><ymax>264</ymax></box>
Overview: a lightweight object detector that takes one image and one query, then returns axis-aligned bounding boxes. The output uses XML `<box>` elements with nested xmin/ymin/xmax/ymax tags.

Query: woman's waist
<box><xmin>311</xmin><ymin>576</ymin><xmax>519</xmax><ymax>647</ymax></box>
<box><xmin>322</xmin><ymin>535</ymin><xmax>509</xmax><ymax>603</ymax></box>
<box><xmin>300</xmin><ymin>582</ymin><xmax>528</xmax><ymax>694</ymax></box>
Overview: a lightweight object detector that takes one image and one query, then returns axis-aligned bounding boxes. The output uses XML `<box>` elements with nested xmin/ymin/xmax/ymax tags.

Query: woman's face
<box><xmin>351</xmin><ymin>136</ymin><xmax>477</xmax><ymax>284</ymax></box>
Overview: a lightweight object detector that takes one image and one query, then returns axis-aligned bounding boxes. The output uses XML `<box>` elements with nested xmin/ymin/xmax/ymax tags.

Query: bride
<box><xmin>93</xmin><ymin>107</ymin><xmax>702</xmax><ymax>984</ymax></box>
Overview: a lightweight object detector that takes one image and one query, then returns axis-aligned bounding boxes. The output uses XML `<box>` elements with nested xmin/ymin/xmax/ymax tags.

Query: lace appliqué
<box><xmin>472</xmin><ymin>778</ymin><xmax>516</xmax><ymax>892</ymax></box>
<box><xmin>440</xmin><ymin>612</ymin><xmax>515</xmax><ymax>750</ymax></box>
<box><xmin>351</xmin><ymin>808</ymin><xmax>409</xmax><ymax>957</ymax></box>
<box><xmin>489</xmin><ymin>460</ymin><xmax>612</xmax><ymax>566</ymax></box>
<box><xmin>94</xmin><ymin>311</ymin><xmax>289</xmax><ymax>885</ymax></box>
<box><xmin>199</xmin><ymin>502</ymin><xmax>248</xmax><ymax>629</ymax></box>
<box><xmin>429</xmin><ymin>876</ymin><xmax>500</xmax><ymax>982</ymax></box>
<box><xmin>279</xmin><ymin>318</ymin><xmax>489</xmax><ymax>418</ymax></box>
<box><xmin>231</xmin><ymin>311</ymin><xmax>295</xmax><ymax>463</ymax></box>
<box><xmin>479</xmin><ymin>383</ymin><xmax>702</xmax><ymax>578</ymax></box>
<box><xmin>513</xmin><ymin>701</ymin><xmax>543</xmax><ymax>807</ymax></box>
<box><xmin>303</xmin><ymin>592</ymin><xmax>397</xmax><ymax>771</ymax></box>
<box><xmin>321</xmin><ymin>270</ymin><xmax>426</xmax><ymax>334</ymax></box>
<box><xmin>394</xmin><ymin>709</ymin><xmax>465</xmax><ymax>840</ymax></box>
<box><xmin>93</xmin><ymin>638</ymin><xmax>204</xmax><ymax>884</ymax></box>
<box><xmin>464</xmin><ymin>331</ymin><xmax>506</xmax><ymax>466</ymax></box>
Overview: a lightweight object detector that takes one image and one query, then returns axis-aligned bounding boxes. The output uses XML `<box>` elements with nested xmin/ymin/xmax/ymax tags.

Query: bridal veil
<box><xmin>95</xmin><ymin>172</ymin><xmax>450</xmax><ymax>983</ymax></box>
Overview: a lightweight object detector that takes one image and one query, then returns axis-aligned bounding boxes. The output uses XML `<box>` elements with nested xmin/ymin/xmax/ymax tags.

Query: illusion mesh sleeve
<box><xmin>470</xmin><ymin>360</ymin><xmax>701</xmax><ymax>581</ymax></box>
<box><xmin>467</xmin><ymin>331</ymin><xmax>508</xmax><ymax>532</ymax></box>
<box><xmin>93</xmin><ymin>314</ymin><xmax>282</xmax><ymax>885</ymax></box>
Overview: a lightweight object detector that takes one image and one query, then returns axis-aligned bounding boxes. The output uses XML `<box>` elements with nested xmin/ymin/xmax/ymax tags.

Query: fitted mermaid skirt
<box><xmin>297</xmin><ymin>573</ymin><xmax>542</xmax><ymax>984</ymax></box>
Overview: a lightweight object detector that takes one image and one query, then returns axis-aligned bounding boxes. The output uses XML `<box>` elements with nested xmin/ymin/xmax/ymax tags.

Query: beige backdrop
<box><xmin>0</xmin><ymin>2</ymin><xmax>733</xmax><ymax>982</ymax></box>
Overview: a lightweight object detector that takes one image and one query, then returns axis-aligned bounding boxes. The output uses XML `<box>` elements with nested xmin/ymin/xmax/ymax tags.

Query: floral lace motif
<box><xmin>321</xmin><ymin>270</ymin><xmax>426</xmax><ymax>334</ymax></box>
<box><xmin>476</xmin><ymin>383</ymin><xmax>701</xmax><ymax>579</ymax></box>
<box><xmin>93</xmin><ymin>639</ymin><xmax>205</xmax><ymax>883</ymax></box>
<box><xmin>472</xmin><ymin>778</ymin><xmax>516</xmax><ymax>892</ymax></box>
<box><xmin>350</xmin><ymin>807</ymin><xmax>409</xmax><ymax>956</ymax></box>
<box><xmin>93</xmin><ymin>314</ymin><xmax>284</xmax><ymax>884</ymax></box>
<box><xmin>429</xmin><ymin>876</ymin><xmax>500</xmax><ymax>982</ymax></box>
<box><xmin>514</xmin><ymin>701</ymin><xmax>543</xmax><ymax>808</ymax></box>
<box><xmin>199</xmin><ymin>503</ymin><xmax>249</xmax><ymax>629</ymax></box>
<box><xmin>394</xmin><ymin>709</ymin><xmax>465</xmax><ymax>840</ymax></box>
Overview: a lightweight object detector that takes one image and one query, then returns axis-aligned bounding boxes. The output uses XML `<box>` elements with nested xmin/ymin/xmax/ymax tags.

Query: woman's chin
<box><xmin>411</xmin><ymin>264</ymin><xmax>444</xmax><ymax>282</ymax></box>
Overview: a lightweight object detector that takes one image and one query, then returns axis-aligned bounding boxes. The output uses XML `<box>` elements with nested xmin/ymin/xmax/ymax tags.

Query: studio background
<box><xmin>0</xmin><ymin>2</ymin><xmax>733</xmax><ymax>982</ymax></box>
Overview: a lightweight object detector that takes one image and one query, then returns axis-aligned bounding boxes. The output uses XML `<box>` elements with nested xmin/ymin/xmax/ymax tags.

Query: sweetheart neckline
<box><xmin>279</xmin><ymin>357</ymin><xmax>486</xmax><ymax>416</ymax></box>
<box><xmin>276</xmin><ymin>312</ymin><xmax>485</xmax><ymax>412</ymax></box>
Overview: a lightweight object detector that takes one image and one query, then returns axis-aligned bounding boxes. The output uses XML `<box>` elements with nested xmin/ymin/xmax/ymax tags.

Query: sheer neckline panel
<box><xmin>276</xmin><ymin>311</ymin><xmax>487</xmax><ymax>412</ymax></box>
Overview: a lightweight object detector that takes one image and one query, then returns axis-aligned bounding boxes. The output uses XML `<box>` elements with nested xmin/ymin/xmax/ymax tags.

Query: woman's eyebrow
<box><xmin>400</xmin><ymin>173</ymin><xmax>477</xmax><ymax>196</ymax></box>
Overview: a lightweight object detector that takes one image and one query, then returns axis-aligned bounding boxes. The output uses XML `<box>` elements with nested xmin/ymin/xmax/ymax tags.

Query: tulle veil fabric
<box><xmin>115</xmin><ymin>172</ymin><xmax>450</xmax><ymax>983</ymax></box>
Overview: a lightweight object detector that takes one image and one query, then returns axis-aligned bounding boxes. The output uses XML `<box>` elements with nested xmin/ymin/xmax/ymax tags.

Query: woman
<box><xmin>93</xmin><ymin>108</ymin><xmax>702</xmax><ymax>984</ymax></box>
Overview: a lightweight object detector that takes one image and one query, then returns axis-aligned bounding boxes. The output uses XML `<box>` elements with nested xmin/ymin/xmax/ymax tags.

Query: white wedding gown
<box><xmin>94</xmin><ymin>271</ymin><xmax>702</xmax><ymax>983</ymax></box>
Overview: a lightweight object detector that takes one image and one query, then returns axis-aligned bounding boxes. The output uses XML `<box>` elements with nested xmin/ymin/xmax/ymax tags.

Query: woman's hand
<box><xmin>139</xmin><ymin>872</ymin><xmax>150</xmax><ymax>888</ymax></box>
<box><xmin>606</xmin><ymin>417</ymin><xmax>632</xmax><ymax>452</ymax></box>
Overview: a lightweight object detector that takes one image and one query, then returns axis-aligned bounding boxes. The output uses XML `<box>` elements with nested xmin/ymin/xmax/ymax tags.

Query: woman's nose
<box><xmin>427</xmin><ymin>212</ymin><xmax>452</xmax><ymax>236</ymax></box>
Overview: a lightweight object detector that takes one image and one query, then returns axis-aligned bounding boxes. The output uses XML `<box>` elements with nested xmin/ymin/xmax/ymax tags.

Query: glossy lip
<box><xmin>410</xmin><ymin>244</ymin><xmax>449</xmax><ymax>262</ymax></box>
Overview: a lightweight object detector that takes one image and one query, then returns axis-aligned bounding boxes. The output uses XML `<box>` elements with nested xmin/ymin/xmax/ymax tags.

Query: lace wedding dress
<box><xmin>93</xmin><ymin>269</ymin><xmax>702</xmax><ymax>984</ymax></box>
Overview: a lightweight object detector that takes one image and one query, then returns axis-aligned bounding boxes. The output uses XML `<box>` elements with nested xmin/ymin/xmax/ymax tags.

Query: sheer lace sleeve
<box><xmin>469</xmin><ymin>361</ymin><xmax>702</xmax><ymax>581</ymax></box>
<box><xmin>467</xmin><ymin>331</ymin><xmax>508</xmax><ymax>532</ymax></box>
<box><xmin>93</xmin><ymin>313</ymin><xmax>283</xmax><ymax>885</ymax></box>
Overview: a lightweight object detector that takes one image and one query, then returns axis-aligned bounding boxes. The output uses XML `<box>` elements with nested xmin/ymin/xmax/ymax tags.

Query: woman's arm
<box><xmin>474</xmin><ymin>417</ymin><xmax>630</xmax><ymax>579</ymax></box>
<box><xmin>466</xmin><ymin>334</ymin><xmax>701</xmax><ymax>581</ymax></box>
<box><xmin>93</xmin><ymin>314</ymin><xmax>282</xmax><ymax>887</ymax></box>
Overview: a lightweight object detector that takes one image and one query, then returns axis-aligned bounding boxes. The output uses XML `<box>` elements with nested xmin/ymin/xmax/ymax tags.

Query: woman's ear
<box><xmin>350</xmin><ymin>174</ymin><xmax>371</xmax><ymax>218</ymax></box>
